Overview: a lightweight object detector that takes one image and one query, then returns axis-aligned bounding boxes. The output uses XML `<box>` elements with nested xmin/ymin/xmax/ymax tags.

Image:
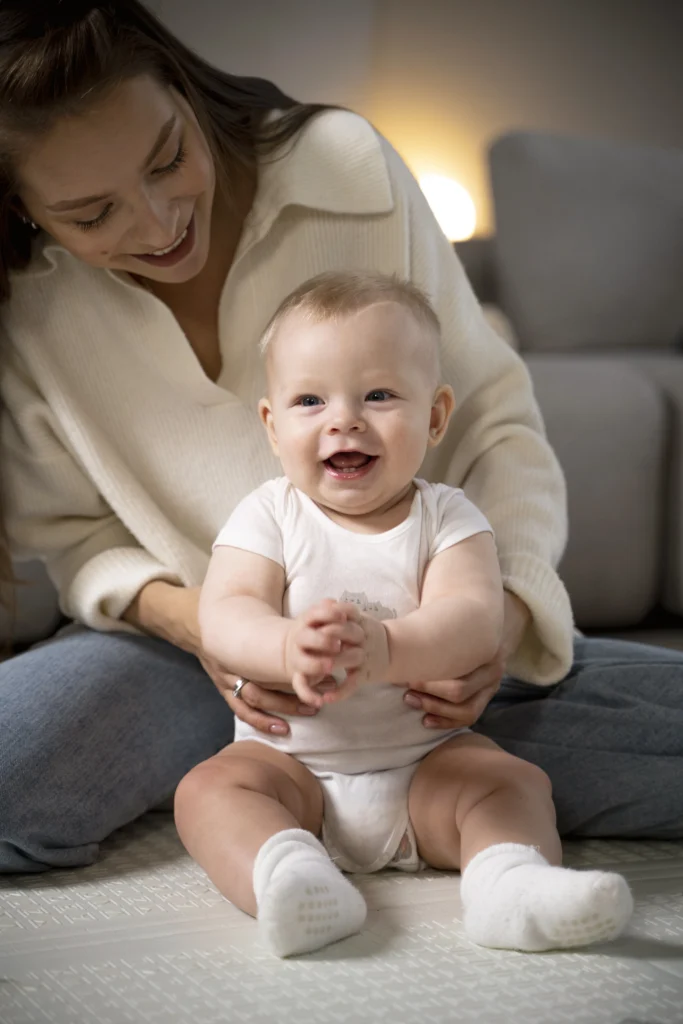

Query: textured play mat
<box><xmin>1</xmin><ymin>813</ymin><xmax>682</xmax><ymax>1023</ymax></box>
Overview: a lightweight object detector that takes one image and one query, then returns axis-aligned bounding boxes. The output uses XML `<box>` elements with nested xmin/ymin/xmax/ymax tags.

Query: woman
<box><xmin>0</xmin><ymin>0</ymin><xmax>680</xmax><ymax>874</ymax></box>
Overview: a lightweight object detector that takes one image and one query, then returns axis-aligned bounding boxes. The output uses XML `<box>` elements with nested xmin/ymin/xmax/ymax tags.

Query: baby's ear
<box><xmin>428</xmin><ymin>385</ymin><xmax>455</xmax><ymax>447</ymax></box>
<box><xmin>258</xmin><ymin>397</ymin><xmax>279</xmax><ymax>455</ymax></box>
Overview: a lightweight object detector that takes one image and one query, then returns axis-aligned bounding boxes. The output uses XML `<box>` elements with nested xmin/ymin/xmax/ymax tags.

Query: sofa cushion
<box><xmin>490</xmin><ymin>131</ymin><xmax>683</xmax><ymax>352</ymax></box>
<box><xmin>623</xmin><ymin>354</ymin><xmax>683</xmax><ymax>617</ymax></box>
<box><xmin>526</xmin><ymin>355</ymin><xmax>665</xmax><ymax>628</ymax></box>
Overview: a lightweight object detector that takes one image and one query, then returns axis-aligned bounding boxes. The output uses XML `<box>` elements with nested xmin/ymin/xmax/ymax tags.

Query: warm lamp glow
<box><xmin>419</xmin><ymin>174</ymin><xmax>476</xmax><ymax>241</ymax></box>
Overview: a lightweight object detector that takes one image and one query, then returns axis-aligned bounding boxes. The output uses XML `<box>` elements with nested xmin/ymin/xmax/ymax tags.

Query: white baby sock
<box><xmin>253</xmin><ymin>828</ymin><xmax>367</xmax><ymax>957</ymax></box>
<box><xmin>460</xmin><ymin>843</ymin><xmax>633</xmax><ymax>952</ymax></box>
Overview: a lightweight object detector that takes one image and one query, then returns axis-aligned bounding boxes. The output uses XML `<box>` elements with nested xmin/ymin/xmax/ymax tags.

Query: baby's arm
<box><xmin>199</xmin><ymin>546</ymin><xmax>364</xmax><ymax>706</ymax></box>
<box><xmin>200</xmin><ymin>545</ymin><xmax>292</xmax><ymax>684</ymax></box>
<box><xmin>362</xmin><ymin>532</ymin><xmax>504</xmax><ymax>686</ymax></box>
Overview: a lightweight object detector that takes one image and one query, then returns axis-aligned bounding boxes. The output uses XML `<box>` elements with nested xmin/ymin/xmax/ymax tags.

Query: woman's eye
<box><xmin>72</xmin><ymin>140</ymin><xmax>187</xmax><ymax>232</ymax></box>
<box><xmin>366</xmin><ymin>390</ymin><xmax>393</xmax><ymax>402</ymax></box>
<box><xmin>75</xmin><ymin>204</ymin><xmax>114</xmax><ymax>231</ymax></box>
<box><xmin>153</xmin><ymin>141</ymin><xmax>187</xmax><ymax>177</ymax></box>
<box><xmin>297</xmin><ymin>395</ymin><xmax>323</xmax><ymax>407</ymax></box>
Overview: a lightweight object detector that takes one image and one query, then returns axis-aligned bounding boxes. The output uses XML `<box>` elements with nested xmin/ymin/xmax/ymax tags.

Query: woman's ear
<box><xmin>428</xmin><ymin>385</ymin><xmax>456</xmax><ymax>447</ymax></box>
<box><xmin>258</xmin><ymin>397</ymin><xmax>279</xmax><ymax>455</ymax></box>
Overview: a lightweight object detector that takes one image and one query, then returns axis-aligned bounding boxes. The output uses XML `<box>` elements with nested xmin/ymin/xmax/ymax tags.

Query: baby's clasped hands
<box><xmin>284</xmin><ymin>599</ymin><xmax>370</xmax><ymax>707</ymax></box>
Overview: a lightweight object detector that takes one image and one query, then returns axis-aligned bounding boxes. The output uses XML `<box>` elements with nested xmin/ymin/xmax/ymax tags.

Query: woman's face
<box><xmin>16</xmin><ymin>75</ymin><xmax>216</xmax><ymax>284</ymax></box>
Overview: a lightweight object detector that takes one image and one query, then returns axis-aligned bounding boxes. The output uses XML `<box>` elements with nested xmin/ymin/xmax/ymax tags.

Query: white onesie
<box><xmin>214</xmin><ymin>477</ymin><xmax>493</xmax><ymax>872</ymax></box>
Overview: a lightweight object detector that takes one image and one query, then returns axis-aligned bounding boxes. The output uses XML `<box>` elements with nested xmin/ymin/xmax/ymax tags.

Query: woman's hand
<box><xmin>198</xmin><ymin>651</ymin><xmax>316</xmax><ymax>736</ymax></box>
<box><xmin>403</xmin><ymin>591</ymin><xmax>530</xmax><ymax>729</ymax></box>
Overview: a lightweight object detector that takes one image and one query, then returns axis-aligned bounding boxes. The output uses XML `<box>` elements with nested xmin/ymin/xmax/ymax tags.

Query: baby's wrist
<box><xmin>281</xmin><ymin>618</ymin><xmax>300</xmax><ymax>681</ymax></box>
<box><xmin>360</xmin><ymin>615</ymin><xmax>390</xmax><ymax>683</ymax></box>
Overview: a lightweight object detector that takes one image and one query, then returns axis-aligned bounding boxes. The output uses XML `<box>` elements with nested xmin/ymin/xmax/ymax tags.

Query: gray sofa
<box><xmin>3</xmin><ymin>128</ymin><xmax>683</xmax><ymax>651</ymax></box>
<box><xmin>458</xmin><ymin>129</ymin><xmax>683</xmax><ymax>644</ymax></box>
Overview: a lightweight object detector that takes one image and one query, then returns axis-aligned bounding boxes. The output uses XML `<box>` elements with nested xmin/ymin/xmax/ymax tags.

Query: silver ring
<box><xmin>232</xmin><ymin>678</ymin><xmax>248</xmax><ymax>700</ymax></box>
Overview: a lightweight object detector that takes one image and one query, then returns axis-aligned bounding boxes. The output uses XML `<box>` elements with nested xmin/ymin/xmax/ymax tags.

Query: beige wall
<box><xmin>152</xmin><ymin>0</ymin><xmax>683</xmax><ymax>236</ymax></box>
<box><xmin>366</xmin><ymin>0</ymin><xmax>683</xmax><ymax>233</ymax></box>
<box><xmin>152</xmin><ymin>0</ymin><xmax>376</xmax><ymax>111</ymax></box>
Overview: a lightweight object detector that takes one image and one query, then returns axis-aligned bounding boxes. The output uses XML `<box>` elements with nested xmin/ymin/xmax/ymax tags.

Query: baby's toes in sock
<box><xmin>258</xmin><ymin>853</ymin><xmax>367</xmax><ymax>958</ymax></box>
<box><xmin>461</xmin><ymin>844</ymin><xmax>634</xmax><ymax>952</ymax></box>
<box><xmin>548</xmin><ymin>870</ymin><xmax>634</xmax><ymax>949</ymax></box>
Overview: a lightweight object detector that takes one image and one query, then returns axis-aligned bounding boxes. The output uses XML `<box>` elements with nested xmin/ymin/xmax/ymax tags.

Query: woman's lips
<box><xmin>133</xmin><ymin>214</ymin><xmax>196</xmax><ymax>267</ymax></box>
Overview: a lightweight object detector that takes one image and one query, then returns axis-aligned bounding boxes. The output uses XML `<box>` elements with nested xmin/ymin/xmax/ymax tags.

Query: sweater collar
<box><xmin>24</xmin><ymin>109</ymin><xmax>394</xmax><ymax>280</ymax></box>
<box><xmin>252</xmin><ymin>109</ymin><xmax>394</xmax><ymax>220</ymax></box>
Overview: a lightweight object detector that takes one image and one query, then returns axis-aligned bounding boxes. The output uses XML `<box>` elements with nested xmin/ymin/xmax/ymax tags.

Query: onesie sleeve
<box><xmin>428</xmin><ymin>484</ymin><xmax>494</xmax><ymax>559</ymax></box>
<box><xmin>213</xmin><ymin>480</ymin><xmax>285</xmax><ymax>568</ymax></box>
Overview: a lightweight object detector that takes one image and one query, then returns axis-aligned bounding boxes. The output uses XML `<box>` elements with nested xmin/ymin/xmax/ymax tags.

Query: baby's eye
<box><xmin>365</xmin><ymin>389</ymin><xmax>393</xmax><ymax>402</ymax></box>
<box><xmin>296</xmin><ymin>395</ymin><xmax>323</xmax><ymax>407</ymax></box>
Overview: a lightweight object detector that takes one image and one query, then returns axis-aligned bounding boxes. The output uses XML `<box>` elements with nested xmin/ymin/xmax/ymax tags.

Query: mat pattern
<box><xmin>1</xmin><ymin>815</ymin><xmax>682</xmax><ymax>1024</ymax></box>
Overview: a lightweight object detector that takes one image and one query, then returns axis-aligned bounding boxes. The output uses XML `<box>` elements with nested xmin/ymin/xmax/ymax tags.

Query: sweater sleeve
<box><xmin>0</xmin><ymin>349</ymin><xmax>181</xmax><ymax>631</ymax></box>
<box><xmin>382</xmin><ymin>141</ymin><xmax>574</xmax><ymax>684</ymax></box>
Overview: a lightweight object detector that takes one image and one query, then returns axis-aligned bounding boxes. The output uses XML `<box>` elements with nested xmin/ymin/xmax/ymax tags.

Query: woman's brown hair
<box><xmin>0</xmin><ymin>0</ymin><xmax>335</xmax><ymax>306</ymax></box>
<box><xmin>0</xmin><ymin>0</ymin><xmax>335</xmax><ymax>602</ymax></box>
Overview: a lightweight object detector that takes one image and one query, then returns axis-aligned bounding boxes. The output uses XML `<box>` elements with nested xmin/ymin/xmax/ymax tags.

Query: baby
<box><xmin>177</xmin><ymin>271</ymin><xmax>633</xmax><ymax>958</ymax></box>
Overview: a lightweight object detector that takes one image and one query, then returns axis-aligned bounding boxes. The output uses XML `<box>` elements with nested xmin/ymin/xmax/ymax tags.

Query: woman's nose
<box><xmin>134</xmin><ymin>195</ymin><xmax>180</xmax><ymax>249</ymax></box>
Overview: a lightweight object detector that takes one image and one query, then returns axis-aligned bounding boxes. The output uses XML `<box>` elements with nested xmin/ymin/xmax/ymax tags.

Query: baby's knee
<box><xmin>461</xmin><ymin>754</ymin><xmax>553</xmax><ymax>814</ymax></box>
<box><xmin>502</xmin><ymin>756</ymin><xmax>553</xmax><ymax>799</ymax></box>
<box><xmin>176</xmin><ymin>752</ymin><xmax>279</xmax><ymax>807</ymax></box>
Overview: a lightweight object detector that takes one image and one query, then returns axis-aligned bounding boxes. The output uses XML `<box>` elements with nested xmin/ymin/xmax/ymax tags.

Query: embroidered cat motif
<box><xmin>340</xmin><ymin>590</ymin><xmax>397</xmax><ymax>621</ymax></box>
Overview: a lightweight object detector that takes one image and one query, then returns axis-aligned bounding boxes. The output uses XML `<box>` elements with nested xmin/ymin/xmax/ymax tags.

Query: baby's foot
<box><xmin>460</xmin><ymin>843</ymin><xmax>633</xmax><ymax>952</ymax></box>
<box><xmin>253</xmin><ymin>829</ymin><xmax>367</xmax><ymax>957</ymax></box>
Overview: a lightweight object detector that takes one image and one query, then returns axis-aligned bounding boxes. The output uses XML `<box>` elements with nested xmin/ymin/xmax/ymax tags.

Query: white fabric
<box><xmin>460</xmin><ymin>843</ymin><xmax>634</xmax><ymax>951</ymax></box>
<box><xmin>0</xmin><ymin>108</ymin><xmax>573</xmax><ymax>683</ymax></box>
<box><xmin>319</xmin><ymin>765</ymin><xmax>423</xmax><ymax>874</ymax></box>
<box><xmin>253</xmin><ymin>828</ymin><xmax>367</xmax><ymax>958</ymax></box>
<box><xmin>217</xmin><ymin>476</ymin><xmax>483</xmax><ymax>871</ymax></box>
<box><xmin>216</xmin><ymin>476</ymin><xmax>485</xmax><ymax>775</ymax></box>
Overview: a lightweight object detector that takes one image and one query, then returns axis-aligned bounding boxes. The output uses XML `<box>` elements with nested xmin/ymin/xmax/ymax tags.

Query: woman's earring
<box><xmin>21</xmin><ymin>215</ymin><xmax>38</xmax><ymax>230</ymax></box>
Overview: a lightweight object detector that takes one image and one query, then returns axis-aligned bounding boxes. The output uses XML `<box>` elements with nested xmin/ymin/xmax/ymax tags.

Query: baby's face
<box><xmin>259</xmin><ymin>301</ymin><xmax>454</xmax><ymax>517</ymax></box>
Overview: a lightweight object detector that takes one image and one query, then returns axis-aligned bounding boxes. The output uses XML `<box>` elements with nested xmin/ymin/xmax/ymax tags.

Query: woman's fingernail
<box><xmin>404</xmin><ymin>694</ymin><xmax>421</xmax><ymax>709</ymax></box>
<box><xmin>269</xmin><ymin>723</ymin><xmax>289</xmax><ymax>735</ymax></box>
<box><xmin>298</xmin><ymin>704</ymin><xmax>318</xmax><ymax>715</ymax></box>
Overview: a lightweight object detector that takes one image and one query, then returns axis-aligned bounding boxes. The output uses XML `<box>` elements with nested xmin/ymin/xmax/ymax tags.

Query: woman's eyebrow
<box><xmin>45</xmin><ymin>115</ymin><xmax>178</xmax><ymax>213</ymax></box>
<box><xmin>141</xmin><ymin>115</ymin><xmax>178</xmax><ymax>172</ymax></box>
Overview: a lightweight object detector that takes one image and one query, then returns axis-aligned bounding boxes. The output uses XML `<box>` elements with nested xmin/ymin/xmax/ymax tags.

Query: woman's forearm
<box><xmin>122</xmin><ymin>580</ymin><xmax>201</xmax><ymax>655</ymax></box>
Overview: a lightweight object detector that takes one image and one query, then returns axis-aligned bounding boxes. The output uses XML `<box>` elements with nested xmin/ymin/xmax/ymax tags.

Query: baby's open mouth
<box><xmin>324</xmin><ymin>451</ymin><xmax>377</xmax><ymax>473</ymax></box>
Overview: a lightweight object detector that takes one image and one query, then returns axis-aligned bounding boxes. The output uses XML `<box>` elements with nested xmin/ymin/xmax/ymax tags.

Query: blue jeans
<box><xmin>1</xmin><ymin>628</ymin><xmax>681</xmax><ymax>872</ymax></box>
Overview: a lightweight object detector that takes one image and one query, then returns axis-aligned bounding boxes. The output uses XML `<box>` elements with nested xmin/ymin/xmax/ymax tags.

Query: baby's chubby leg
<box><xmin>408</xmin><ymin>734</ymin><xmax>633</xmax><ymax>951</ymax></box>
<box><xmin>175</xmin><ymin>741</ymin><xmax>366</xmax><ymax>956</ymax></box>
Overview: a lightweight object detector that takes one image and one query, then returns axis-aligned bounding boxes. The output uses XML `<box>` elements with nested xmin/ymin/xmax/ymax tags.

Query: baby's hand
<box><xmin>284</xmin><ymin>599</ymin><xmax>366</xmax><ymax>708</ymax></box>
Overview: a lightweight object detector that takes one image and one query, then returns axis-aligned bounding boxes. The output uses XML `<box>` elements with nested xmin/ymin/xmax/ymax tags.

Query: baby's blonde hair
<box><xmin>259</xmin><ymin>270</ymin><xmax>442</xmax><ymax>358</ymax></box>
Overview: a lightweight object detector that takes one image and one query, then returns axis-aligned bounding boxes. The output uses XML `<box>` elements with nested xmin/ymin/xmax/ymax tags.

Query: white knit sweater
<box><xmin>0</xmin><ymin>110</ymin><xmax>573</xmax><ymax>683</ymax></box>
